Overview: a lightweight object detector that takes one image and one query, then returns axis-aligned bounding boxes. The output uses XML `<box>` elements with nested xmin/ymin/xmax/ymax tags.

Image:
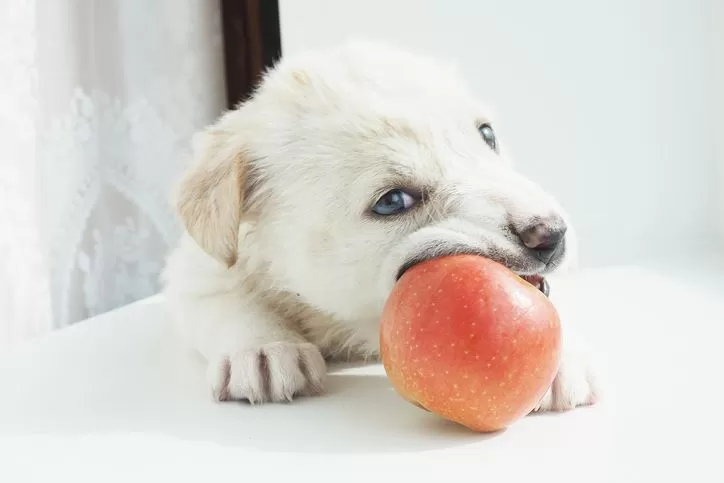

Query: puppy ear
<box><xmin>175</xmin><ymin>122</ymin><xmax>248</xmax><ymax>267</ymax></box>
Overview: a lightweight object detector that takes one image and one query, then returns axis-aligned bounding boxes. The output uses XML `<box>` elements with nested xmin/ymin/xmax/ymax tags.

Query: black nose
<box><xmin>516</xmin><ymin>221</ymin><xmax>567</xmax><ymax>264</ymax></box>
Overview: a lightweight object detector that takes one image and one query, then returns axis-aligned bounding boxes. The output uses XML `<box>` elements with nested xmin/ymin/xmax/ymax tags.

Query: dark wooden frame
<box><xmin>220</xmin><ymin>0</ymin><xmax>282</xmax><ymax>109</ymax></box>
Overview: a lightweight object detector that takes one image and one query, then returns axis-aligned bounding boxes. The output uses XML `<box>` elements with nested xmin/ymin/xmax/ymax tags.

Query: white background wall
<box><xmin>713</xmin><ymin>1</ymin><xmax>724</xmax><ymax>249</ymax></box>
<box><xmin>279</xmin><ymin>0</ymin><xmax>722</xmax><ymax>268</ymax></box>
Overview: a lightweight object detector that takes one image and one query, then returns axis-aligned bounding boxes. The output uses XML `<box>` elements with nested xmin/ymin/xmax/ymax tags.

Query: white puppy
<box><xmin>162</xmin><ymin>42</ymin><xmax>599</xmax><ymax>411</ymax></box>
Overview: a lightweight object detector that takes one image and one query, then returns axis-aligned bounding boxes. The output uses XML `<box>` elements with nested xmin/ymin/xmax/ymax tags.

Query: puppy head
<box><xmin>176</xmin><ymin>42</ymin><xmax>577</xmax><ymax>321</ymax></box>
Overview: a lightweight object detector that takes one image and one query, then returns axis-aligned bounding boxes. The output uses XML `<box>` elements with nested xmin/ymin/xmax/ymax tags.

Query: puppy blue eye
<box><xmin>478</xmin><ymin>123</ymin><xmax>498</xmax><ymax>152</ymax></box>
<box><xmin>372</xmin><ymin>189</ymin><xmax>416</xmax><ymax>216</ymax></box>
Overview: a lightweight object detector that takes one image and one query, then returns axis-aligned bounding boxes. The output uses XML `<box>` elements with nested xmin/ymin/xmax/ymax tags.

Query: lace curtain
<box><xmin>0</xmin><ymin>0</ymin><xmax>226</xmax><ymax>348</ymax></box>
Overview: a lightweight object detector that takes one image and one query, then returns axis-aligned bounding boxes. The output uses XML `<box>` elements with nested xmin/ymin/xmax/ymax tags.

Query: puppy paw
<box><xmin>533</xmin><ymin>348</ymin><xmax>600</xmax><ymax>412</ymax></box>
<box><xmin>208</xmin><ymin>342</ymin><xmax>326</xmax><ymax>403</ymax></box>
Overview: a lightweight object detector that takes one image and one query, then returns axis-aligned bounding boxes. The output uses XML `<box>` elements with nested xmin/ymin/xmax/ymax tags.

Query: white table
<box><xmin>1</xmin><ymin>258</ymin><xmax>723</xmax><ymax>482</ymax></box>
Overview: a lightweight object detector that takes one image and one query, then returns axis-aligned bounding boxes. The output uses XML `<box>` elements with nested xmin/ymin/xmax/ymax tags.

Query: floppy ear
<box><xmin>175</xmin><ymin>123</ymin><xmax>248</xmax><ymax>267</ymax></box>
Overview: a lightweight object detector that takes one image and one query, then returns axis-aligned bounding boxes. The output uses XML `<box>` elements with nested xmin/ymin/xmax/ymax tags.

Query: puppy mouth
<box><xmin>518</xmin><ymin>274</ymin><xmax>550</xmax><ymax>297</ymax></box>
<box><xmin>396</xmin><ymin>250</ymin><xmax>551</xmax><ymax>297</ymax></box>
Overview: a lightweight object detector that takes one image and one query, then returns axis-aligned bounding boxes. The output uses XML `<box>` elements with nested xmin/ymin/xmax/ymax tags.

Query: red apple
<box><xmin>380</xmin><ymin>254</ymin><xmax>561</xmax><ymax>432</ymax></box>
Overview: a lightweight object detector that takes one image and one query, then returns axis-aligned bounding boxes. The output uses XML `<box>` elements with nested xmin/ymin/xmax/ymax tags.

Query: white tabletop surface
<box><xmin>1</xmin><ymin>257</ymin><xmax>723</xmax><ymax>482</ymax></box>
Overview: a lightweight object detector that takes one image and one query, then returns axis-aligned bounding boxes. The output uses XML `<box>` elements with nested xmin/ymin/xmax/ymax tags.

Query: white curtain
<box><xmin>0</xmin><ymin>0</ymin><xmax>226</xmax><ymax>348</ymax></box>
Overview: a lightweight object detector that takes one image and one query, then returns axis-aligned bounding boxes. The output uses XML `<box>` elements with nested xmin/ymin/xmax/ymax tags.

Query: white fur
<box><xmin>162</xmin><ymin>42</ymin><xmax>598</xmax><ymax>410</ymax></box>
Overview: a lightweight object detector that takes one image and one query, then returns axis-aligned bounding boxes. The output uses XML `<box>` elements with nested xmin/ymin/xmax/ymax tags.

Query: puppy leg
<box><xmin>170</xmin><ymin>292</ymin><xmax>326</xmax><ymax>403</ymax></box>
<box><xmin>533</xmin><ymin>335</ymin><xmax>600</xmax><ymax>412</ymax></box>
